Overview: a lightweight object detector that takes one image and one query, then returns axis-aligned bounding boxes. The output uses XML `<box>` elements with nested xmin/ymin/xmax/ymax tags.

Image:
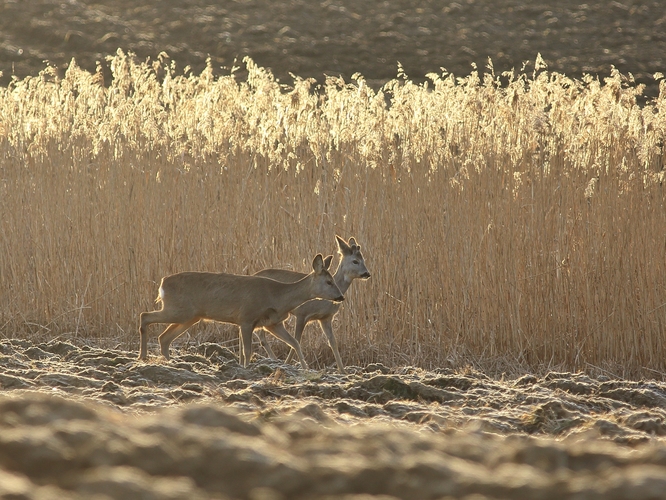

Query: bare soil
<box><xmin>1</xmin><ymin>0</ymin><xmax>664</xmax><ymax>98</ymax></box>
<box><xmin>2</xmin><ymin>339</ymin><xmax>666</xmax><ymax>499</ymax></box>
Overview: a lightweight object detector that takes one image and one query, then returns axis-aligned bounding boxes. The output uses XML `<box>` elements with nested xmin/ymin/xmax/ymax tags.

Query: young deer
<box><xmin>138</xmin><ymin>254</ymin><xmax>343</xmax><ymax>368</ymax></box>
<box><xmin>255</xmin><ymin>235</ymin><xmax>370</xmax><ymax>373</ymax></box>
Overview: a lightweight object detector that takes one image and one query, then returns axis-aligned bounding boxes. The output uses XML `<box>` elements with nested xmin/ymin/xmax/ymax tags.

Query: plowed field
<box><xmin>2</xmin><ymin>340</ymin><xmax>666</xmax><ymax>499</ymax></box>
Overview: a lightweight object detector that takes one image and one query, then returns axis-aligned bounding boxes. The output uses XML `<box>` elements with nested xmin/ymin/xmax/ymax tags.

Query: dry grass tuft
<box><xmin>1</xmin><ymin>51</ymin><xmax>665</xmax><ymax>377</ymax></box>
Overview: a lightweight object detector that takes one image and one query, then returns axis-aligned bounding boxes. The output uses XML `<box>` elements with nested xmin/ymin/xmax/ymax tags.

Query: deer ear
<box><xmin>336</xmin><ymin>235</ymin><xmax>352</xmax><ymax>255</ymax></box>
<box><xmin>323</xmin><ymin>255</ymin><xmax>333</xmax><ymax>270</ymax></box>
<box><xmin>312</xmin><ymin>254</ymin><xmax>324</xmax><ymax>273</ymax></box>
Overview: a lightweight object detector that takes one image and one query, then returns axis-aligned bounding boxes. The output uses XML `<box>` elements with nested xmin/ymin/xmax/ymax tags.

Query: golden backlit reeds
<box><xmin>1</xmin><ymin>50</ymin><xmax>665</xmax><ymax>377</ymax></box>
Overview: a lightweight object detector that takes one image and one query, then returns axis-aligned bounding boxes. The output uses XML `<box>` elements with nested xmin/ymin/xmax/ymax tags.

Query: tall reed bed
<box><xmin>1</xmin><ymin>51</ymin><xmax>664</xmax><ymax>376</ymax></box>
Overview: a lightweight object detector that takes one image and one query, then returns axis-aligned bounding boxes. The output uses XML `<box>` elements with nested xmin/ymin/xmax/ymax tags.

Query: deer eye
<box><xmin>353</xmin><ymin>260</ymin><xmax>359</xmax><ymax>265</ymax></box>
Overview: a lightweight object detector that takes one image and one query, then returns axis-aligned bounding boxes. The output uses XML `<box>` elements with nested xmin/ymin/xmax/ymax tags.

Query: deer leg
<box><xmin>239</xmin><ymin>324</ymin><xmax>255</xmax><ymax>367</ymax></box>
<box><xmin>158</xmin><ymin>319</ymin><xmax>198</xmax><ymax>360</ymax></box>
<box><xmin>256</xmin><ymin>329</ymin><xmax>278</xmax><ymax>360</ymax></box>
<box><xmin>139</xmin><ymin>309</ymin><xmax>189</xmax><ymax>361</ymax></box>
<box><xmin>284</xmin><ymin>315</ymin><xmax>308</xmax><ymax>365</ymax></box>
<box><xmin>265</xmin><ymin>322</ymin><xmax>309</xmax><ymax>370</ymax></box>
<box><xmin>320</xmin><ymin>318</ymin><xmax>346</xmax><ymax>374</ymax></box>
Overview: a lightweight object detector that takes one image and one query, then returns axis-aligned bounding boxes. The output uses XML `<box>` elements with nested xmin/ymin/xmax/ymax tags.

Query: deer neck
<box><xmin>333</xmin><ymin>264</ymin><xmax>353</xmax><ymax>295</ymax></box>
<box><xmin>274</xmin><ymin>273</ymin><xmax>315</xmax><ymax>312</ymax></box>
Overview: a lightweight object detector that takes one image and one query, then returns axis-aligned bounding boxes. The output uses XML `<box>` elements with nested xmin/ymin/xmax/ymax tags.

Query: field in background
<box><xmin>1</xmin><ymin>51</ymin><xmax>665</xmax><ymax>377</ymax></box>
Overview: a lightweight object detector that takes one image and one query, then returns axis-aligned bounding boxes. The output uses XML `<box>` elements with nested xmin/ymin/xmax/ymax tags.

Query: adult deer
<box><xmin>255</xmin><ymin>235</ymin><xmax>370</xmax><ymax>373</ymax></box>
<box><xmin>138</xmin><ymin>254</ymin><xmax>343</xmax><ymax>368</ymax></box>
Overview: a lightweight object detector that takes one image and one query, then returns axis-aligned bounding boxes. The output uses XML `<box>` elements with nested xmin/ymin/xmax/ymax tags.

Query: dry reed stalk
<box><xmin>1</xmin><ymin>51</ymin><xmax>665</xmax><ymax>377</ymax></box>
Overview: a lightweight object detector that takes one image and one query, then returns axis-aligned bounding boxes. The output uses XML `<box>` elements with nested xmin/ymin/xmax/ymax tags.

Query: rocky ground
<box><xmin>2</xmin><ymin>338</ymin><xmax>666</xmax><ymax>499</ymax></box>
